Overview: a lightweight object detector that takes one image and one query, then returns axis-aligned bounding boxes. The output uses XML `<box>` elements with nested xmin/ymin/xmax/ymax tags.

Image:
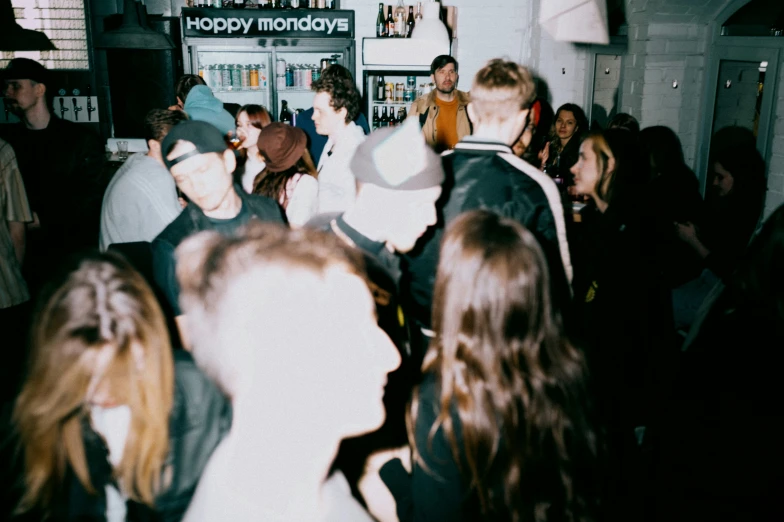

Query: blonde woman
<box><xmin>12</xmin><ymin>252</ymin><xmax>230</xmax><ymax>521</ymax></box>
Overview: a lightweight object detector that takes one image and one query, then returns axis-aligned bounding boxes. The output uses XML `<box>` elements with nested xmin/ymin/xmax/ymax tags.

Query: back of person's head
<box><xmin>320</xmin><ymin>63</ymin><xmax>355</xmax><ymax>82</ymax></box>
<box><xmin>430</xmin><ymin>54</ymin><xmax>458</xmax><ymax>76</ymax></box>
<box><xmin>470</xmin><ymin>59</ymin><xmax>536</xmax><ymax>125</ymax></box>
<box><xmin>311</xmin><ymin>73</ymin><xmax>360</xmax><ymax>123</ymax></box>
<box><xmin>416</xmin><ymin>209</ymin><xmax>596</xmax><ymax>520</ymax></box>
<box><xmin>709</xmin><ymin>126</ymin><xmax>766</xmax><ymax>205</ymax></box>
<box><xmin>586</xmin><ymin>127</ymin><xmax>649</xmax><ymax>206</ymax></box>
<box><xmin>237</xmin><ymin>104</ymin><xmax>272</xmax><ymax>130</ymax></box>
<box><xmin>640</xmin><ymin>125</ymin><xmax>686</xmax><ymax>176</ymax></box>
<box><xmin>14</xmin><ymin>252</ymin><xmax>174</xmax><ymax>512</ymax></box>
<box><xmin>144</xmin><ymin>108</ymin><xmax>188</xmax><ymax>142</ymax></box>
<box><xmin>175</xmin><ymin>74</ymin><xmax>206</xmax><ymax>104</ymax></box>
<box><xmin>607</xmin><ymin>112</ymin><xmax>640</xmax><ymax>134</ymax></box>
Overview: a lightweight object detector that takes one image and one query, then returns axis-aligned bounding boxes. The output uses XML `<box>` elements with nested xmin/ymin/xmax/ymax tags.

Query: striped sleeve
<box><xmin>0</xmin><ymin>140</ymin><xmax>33</xmax><ymax>224</ymax></box>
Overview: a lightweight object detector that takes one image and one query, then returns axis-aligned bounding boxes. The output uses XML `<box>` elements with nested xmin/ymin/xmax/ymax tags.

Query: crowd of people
<box><xmin>0</xmin><ymin>51</ymin><xmax>779</xmax><ymax>522</ymax></box>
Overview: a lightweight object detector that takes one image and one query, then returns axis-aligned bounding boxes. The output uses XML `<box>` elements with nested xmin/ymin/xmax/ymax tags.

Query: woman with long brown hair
<box><xmin>369</xmin><ymin>210</ymin><xmax>598</xmax><ymax>521</ymax></box>
<box><xmin>235</xmin><ymin>103</ymin><xmax>272</xmax><ymax>193</ymax></box>
<box><xmin>10</xmin><ymin>252</ymin><xmax>230</xmax><ymax>521</ymax></box>
<box><xmin>253</xmin><ymin>123</ymin><xmax>319</xmax><ymax>227</ymax></box>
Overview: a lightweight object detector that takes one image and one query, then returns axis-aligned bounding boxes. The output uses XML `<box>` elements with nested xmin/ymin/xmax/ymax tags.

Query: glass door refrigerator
<box><xmin>362</xmin><ymin>66</ymin><xmax>432</xmax><ymax>131</ymax></box>
<box><xmin>181</xmin><ymin>8</ymin><xmax>355</xmax><ymax>121</ymax></box>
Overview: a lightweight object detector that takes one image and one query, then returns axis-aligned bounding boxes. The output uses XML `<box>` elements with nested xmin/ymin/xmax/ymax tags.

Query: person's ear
<box><xmin>338</xmin><ymin>106</ymin><xmax>348</xmax><ymax>123</ymax></box>
<box><xmin>34</xmin><ymin>82</ymin><xmax>46</xmax><ymax>99</ymax></box>
<box><xmin>430</xmin><ymin>73</ymin><xmax>435</xmax><ymax>84</ymax></box>
<box><xmin>223</xmin><ymin>149</ymin><xmax>237</xmax><ymax>173</ymax></box>
<box><xmin>177</xmin><ymin>96</ymin><xmax>184</xmax><ymax>108</ymax></box>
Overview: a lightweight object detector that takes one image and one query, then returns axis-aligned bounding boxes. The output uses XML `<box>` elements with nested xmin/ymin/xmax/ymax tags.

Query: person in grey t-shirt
<box><xmin>99</xmin><ymin>109</ymin><xmax>187</xmax><ymax>250</ymax></box>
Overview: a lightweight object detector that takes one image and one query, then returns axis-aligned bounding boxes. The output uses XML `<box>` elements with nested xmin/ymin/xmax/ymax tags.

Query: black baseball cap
<box><xmin>161</xmin><ymin>120</ymin><xmax>228</xmax><ymax>171</ymax></box>
<box><xmin>2</xmin><ymin>58</ymin><xmax>50</xmax><ymax>85</ymax></box>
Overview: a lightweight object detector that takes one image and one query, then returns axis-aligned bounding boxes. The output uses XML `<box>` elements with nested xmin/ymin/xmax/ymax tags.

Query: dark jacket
<box><xmin>152</xmin><ymin>186</ymin><xmax>285</xmax><ymax>315</ymax></box>
<box><xmin>6</xmin><ymin>351</ymin><xmax>231</xmax><ymax>522</ymax></box>
<box><xmin>404</xmin><ymin>138</ymin><xmax>572</xmax><ymax>330</ymax></box>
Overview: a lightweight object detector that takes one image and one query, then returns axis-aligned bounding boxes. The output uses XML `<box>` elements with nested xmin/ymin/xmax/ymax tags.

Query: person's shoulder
<box><xmin>244</xmin><ymin>192</ymin><xmax>286</xmax><ymax>222</ymax></box>
<box><xmin>456</xmin><ymin>90</ymin><xmax>470</xmax><ymax>105</ymax></box>
<box><xmin>305</xmin><ymin>211</ymin><xmax>342</xmax><ymax>232</ymax></box>
<box><xmin>154</xmin><ymin>206</ymin><xmax>194</xmax><ymax>247</ymax></box>
<box><xmin>171</xmin><ymin>350</ymin><xmax>232</xmax><ymax>435</ymax></box>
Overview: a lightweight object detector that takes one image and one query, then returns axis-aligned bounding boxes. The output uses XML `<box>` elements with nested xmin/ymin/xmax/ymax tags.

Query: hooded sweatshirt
<box><xmin>183</xmin><ymin>85</ymin><xmax>235</xmax><ymax>136</ymax></box>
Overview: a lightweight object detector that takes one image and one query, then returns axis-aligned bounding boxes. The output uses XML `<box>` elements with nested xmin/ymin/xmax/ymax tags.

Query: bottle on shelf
<box><xmin>325</xmin><ymin>0</ymin><xmax>335</xmax><ymax>8</ymax></box>
<box><xmin>398</xmin><ymin>106</ymin><xmax>407</xmax><ymax>122</ymax></box>
<box><xmin>386</xmin><ymin>6</ymin><xmax>395</xmax><ymax>37</ymax></box>
<box><xmin>280</xmin><ymin>100</ymin><xmax>293</xmax><ymax>124</ymax></box>
<box><xmin>376</xmin><ymin>75</ymin><xmax>385</xmax><ymax>101</ymax></box>
<box><xmin>376</xmin><ymin>3</ymin><xmax>386</xmax><ymax>37</ymax></box>
<box><xmin>415</xmin><ymin>2</ymin><xmax>423</xmax><ymax>24</ymax></box>
<box><xmin>291</xmin><ymin>0</ymin><xmax>300</xmax><ymax>7</ymax></box>
<box><xmin>380</xmin><ymin>106</ymin><xmax>389</xmax><ymax>127</ymax></box>
<box><xmin>406</xmin><ymin>6</ymin><xmax>415</xmax><ymax>37</ymax></box>
<box><xmin>233</xmin><ymin>0</ymin><xmax>245</xmax><ymax>7</ymax></box>
<box><xmin>394</xmin><ymin>0</ymin><xmax>406</xmax><ymax>37</ymax></box>
<box><xmin>373</xmin><ymin>106</ymin><xmax>380</xmax><ymax>129</ymax></box>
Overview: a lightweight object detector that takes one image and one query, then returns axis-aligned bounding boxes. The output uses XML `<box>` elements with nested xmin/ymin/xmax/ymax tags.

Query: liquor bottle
<box><xmin>325</xmin><ymin>0</ymin><xmax>334</xmax><ymax>8</ymax></box>
<box><xmin>257</xmin><ymin>0</ymin><xmax>269</xmax><ymax>7</ymax></box>
<box><xmin>376</xmin><ymin>75</ymin><xmax>385</xmax><ymax>101</ymax></box>
<box><xmin>406</xmin><ymin>6</ymin><xmax>415</xmax><ymax>37</ymax></box>
<box><xmin>280</xmin><ymin>100</ymin><xmax>293</xmax><ymax>124</ymax></box>
<box><xmin>376</xmin><ymin>3</ymin><xmax>386</xmax><ymax>37</ymax></box>
<box><xmin>233</xmin><ymin>0</ymin><xmax>245</xmax><ymax>7</ymax></box>
<box><xmin>398</xmin><ymin>106</ymin><xmax>407</xmax><ymax>122</ymax></box>
<box><xmin>291</xmin><ymin>0</ymin><xmax>300</xmax><ymax>7</ymax></box>
<box><xmin>386</xmin><ymin>6</ymin><xmax>395</xmax><ymax>37</ymax></box>
<box><xmin>415</xmin><ymin>2</ymin><xmax>423</xmax><ymax>24</ymax></box>
<box><xmin>380</xmin><ymin>106</ymin><xmax>389</xmax><ymax>127</ymax></box>
<box><xmin>394</xmin><ymin>0</ymin><xmax>405</xmax><ymax>37</ymax></box>
<box><xmin>373</xmin><ymin>106</ymin><xmax>380</xmax><ymax>129</ymax></box>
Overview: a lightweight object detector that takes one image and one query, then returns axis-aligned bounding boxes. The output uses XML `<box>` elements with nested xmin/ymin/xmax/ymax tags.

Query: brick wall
<box><xmin>764</xmin><ymin>60</ymin><xmax>784</xmax><ymax>217</ymax></box>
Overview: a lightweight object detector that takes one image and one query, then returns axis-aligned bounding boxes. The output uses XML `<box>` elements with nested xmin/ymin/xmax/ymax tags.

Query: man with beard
<box><xmin>1</xmin><ymin>58</ymin><xmax>104</xmax><ymax>294</ymax></box>
<box><xmin>409</xmin><ymin>55</ymin><xmax>471</xmax><ymax>153</ymax></box>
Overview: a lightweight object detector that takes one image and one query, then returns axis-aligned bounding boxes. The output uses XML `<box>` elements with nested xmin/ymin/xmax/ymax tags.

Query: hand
<box><xmin>539</xmin><ymin>142</ymin><xmax>550</xmax><ymax>169</ymax></box>
<box><xmin>28</xmin><ymin>211</ymin><xmax>41</xmax><ymax>230</ymax></box>
<box><xmin>675</xmin><ymin>221</ymin><xmax>698</xmax><ymax>243</ymax></box>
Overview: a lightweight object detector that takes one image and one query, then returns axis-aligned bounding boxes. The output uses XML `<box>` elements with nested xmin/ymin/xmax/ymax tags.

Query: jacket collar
<box><xmin>453</xmin><ymin>137</ymin><xmax>512</xmax><ymax>154</ymax></box>
<box><xmin>426</xmin><ymin>89</ymin><xmax>470</xmax><ymax>109</ymax></box>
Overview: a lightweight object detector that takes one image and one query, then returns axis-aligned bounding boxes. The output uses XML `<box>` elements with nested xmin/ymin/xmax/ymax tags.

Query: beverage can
<box><xmin>198</xmin><ymin>66</ymin><xmax>205</xmax><ymax>78</ymax></box>
<box><xmin>293</xmin><ymin>65</ymin><xmax>301</xmax><ymax>88</ymax></box>
<box><xmin>407</xmin><ymin>75</ymin><xmax>416</xmax><ymax>89</ymax></box>
<box><xmin>285</xmin><ymin>66</ymin><xmax>294</xmax><ymax>87</ymax></box>
<box><xmin>210</xmin><ymin>65</ymin><xmax>222</xmax><ymax>90</ymax></box>
<box><xmin>220</xmin><ymin>65</ymin><xmax>232</xmax><ymax>90</ymax></box>
<box><xmin>311</xmin><ymin>66</ymin><xmax>320</xmax><ymax>83</ymax></box>
<box><xmin>249</xmin><ymin>65</ymin><xmax>259</xmax><ymax>89</ymax></box>
<box><xmin>230</xmin><ymin>64</ymin><xmax>242</xmax><ymax>90</ymax></box>
<box><xmin>317</xmin><ymin>0</ymin><xmax>325</xmax><ymax>8</ymax></box>
<box><xmin>395</xmin><ymin>82</ymin><xmax>404</xmax><ymax>102</ymax></box>
<box><xmin>403</xmin><ymin>88</ymin><xmax>414</xmax><ymax>102</ymax></box>
<box><xmin>385</xmin><ymin>83</ymin><xmax>394</xmax><ymax>103</ymax></box>
<box><xmin>276</xmin><ymin>74</ymin><xmax>286</xmax><ymax>90</ymax></box>
<box><xmin>259</xmin><ymin>63</ymin><xmax>268</xmax><ymax>88</ymax></box>
<box><xmin>240</xmin><ymin>65</ymin><xmax>250</xmax><ymax>90</ymax></box>
<box><xmin>303</xmin><ymin>65</ymin><xmax>312</xmax><ymax>88</ymax></box>
<box><xmin>276</xmin><ymin>58</ymin><xmax>287</xmax><ymax>76</ymax></box>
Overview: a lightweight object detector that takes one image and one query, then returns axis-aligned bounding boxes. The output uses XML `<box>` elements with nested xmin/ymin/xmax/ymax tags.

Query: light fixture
<box><xmin>540</xmin><ymin>0</ymin><xmax>609</xmax><ymax>45</ymax></box>
<box><xmin>410</xmin><ymin>0</ymin><xmax>450</xmax><ymax>46</ymax></box>
<box><xmin>96</xmin><ymin>0</ymin><xmax>174</xmax><ymax>50</ymax></box>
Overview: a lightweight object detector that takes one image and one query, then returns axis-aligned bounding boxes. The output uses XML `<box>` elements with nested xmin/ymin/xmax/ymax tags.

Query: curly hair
<box><xmin>311</xmin><ymin>74</ymin><xmax>360</xmax><ymax>123</ymax></box>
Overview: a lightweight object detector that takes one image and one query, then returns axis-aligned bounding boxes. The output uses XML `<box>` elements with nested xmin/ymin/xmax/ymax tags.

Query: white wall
<box><xmin>763</xmin><ymin>60</ymin><xmax>784</xmax><ymax>217</ymax></box>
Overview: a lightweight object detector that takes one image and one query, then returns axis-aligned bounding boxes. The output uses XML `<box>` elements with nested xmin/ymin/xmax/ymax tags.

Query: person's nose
<box><xmin>570</xmin><ymin>163</ymin><xmax>579</xmax><ymax>176</ymax></box>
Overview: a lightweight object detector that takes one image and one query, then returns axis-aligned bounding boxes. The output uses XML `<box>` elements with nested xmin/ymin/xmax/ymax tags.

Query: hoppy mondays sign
<box><xmin>182</xmin><ymin>8</ymin><xmax>354</xmax><ymax>38</ymax></box>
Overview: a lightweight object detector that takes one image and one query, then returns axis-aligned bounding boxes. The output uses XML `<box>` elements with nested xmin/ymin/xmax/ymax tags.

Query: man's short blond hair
<box><xmin>470</xmin><ymin>59</ymin><xmax>536</xmax><ymax>124</ymax></box>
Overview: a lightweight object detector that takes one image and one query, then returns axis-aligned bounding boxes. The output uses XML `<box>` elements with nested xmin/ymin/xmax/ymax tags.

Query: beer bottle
<box><xmin>415</xmin><ymin>2</ymin><xmax>423</xmax><ymax>24</ymax></box>
<box><xmin>373</xmin><ymin>106</ymin><xmax>380</xmax><ymax>130</ymax></box>
<box><xmin>406</xmin><ymin>6</ymin><xmax>415</xmax><ymax>37</ymax></box>
<box><xmin>394</xmin><ymin>0</ymin><xmax>406</xmax><ymax>37</ymax></box>
<box><xmin>398</xmin><ymin>106</ymin><xmax>407</xmax><ymax>122</ymax></box>
<box><xmin>280</xmin><ymin>100</ymin><xmax>293</xmax><ymax>124</ymax></box>
<box><xmin>380</xmin><ymin>106</ymin><xmax>389</xmax><ymax>127</ymax></box>
<box><xmin>376</xmin><ymin>75</ymin><xmax>385</xmax><ymax>101</ymax></box>
<box><xmin>386</xmin><ymin>6</ymin><xmax>395</xmax><ymax>37</ymax></box>
<box><xmin>376</xmin><ymin>3</ymin><xmax>386</xmax><ymax>37</ymax></box>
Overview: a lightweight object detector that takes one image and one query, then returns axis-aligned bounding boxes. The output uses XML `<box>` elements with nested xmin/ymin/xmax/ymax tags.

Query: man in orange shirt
<box><xmin>409</xmin><ymin>56</ymin><xmax>471</xmax><ymax>153</ymax></box>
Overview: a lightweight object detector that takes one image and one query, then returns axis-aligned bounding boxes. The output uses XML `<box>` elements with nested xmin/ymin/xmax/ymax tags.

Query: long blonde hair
<box><xmin>13</xmin><ymin>253</ymin><xmax>174</xmax><ymax>512</ymax></box>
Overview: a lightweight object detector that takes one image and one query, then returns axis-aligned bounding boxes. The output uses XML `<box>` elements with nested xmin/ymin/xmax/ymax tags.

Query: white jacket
<box><xmin>316</xmin><ymin>122</ymin><xmax>365</xmax><ymax>214</ymax></box>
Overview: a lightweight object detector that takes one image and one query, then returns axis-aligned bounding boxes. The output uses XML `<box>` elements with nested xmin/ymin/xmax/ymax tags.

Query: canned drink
<box><xmin>276</xmin><ymin>75</ymin><xmax>286</xmax><ymax>90</ymax></box>
<box><xmin>249</xmin><ymin>65</ymin><xmax>259</xmax><ymax>90</ymax></box>
<box><xmin>230</xmin><ymin>65</ymin><xmax>242</xmax><ymax>90</ymax></box>
<box><xmin>403</xmin><ymin>88</ymin><xmax>414</xmax><ymax>102</ymax></box>
<box><xmin>407</xmin><ymin>76</ymin><xmax>416</xmax><ymax>89</ymax></box>
<box><xmin>303</xmin><ymin>65</ymin><xmax>312</xmax><ymax>88</ymax></box>
<box><xmin>259</xmin><ymin>63</ymin><xmax>268</xmax><ymax>89</ymax></box>
<box><xmin>209</xmin><ymin>65</ymin><xmax>220</xmax><ymax>91</ymax></box>
<box><xmin>285</xmin><ymin>66</ymin><xmax>294</xmax><ymax>88</ymax></box>
<box><xmin>384</xmin><ymin>83</ymin><xmax>394</xmax><ymax>103</ymax></box>
<box><xmin>276</xmin><ymin>58</ymin><xmax>287</xmax><ymax>76</ymax></box>
<box><xmin>294</xmin><ymin>65</ymin><xmax>302</xmax><ymax>88</ymax></box>
<box><xmin>240</xmin><ymin>65</ymin><xmax>250</xmax><ymax>90</ymax></box>
<box><xmin>395</xmin><ymin>83</ymin><xmax>404</xmax><ymax>102</ymax></box>
<box><xmin>311</xmin><ymin>66</ymin><xmax>320</xmax><ymax>83</ymax></box>
<box><xmin>220</xmin><ymin>65</ymin><xmax>232</xmax><ymax>90</ymax></box>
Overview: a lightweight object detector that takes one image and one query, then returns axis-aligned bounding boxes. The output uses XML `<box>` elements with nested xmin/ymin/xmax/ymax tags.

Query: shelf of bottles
<box><xmin>186</xmin><ymin>0</ymin><xmax>341</xmax><ymax>8</ymax></box>
<box><xmin>375</xmin><ymin>1</ymin><xmax>422</xmax><ymax>39</ymax></box>
<box><xmin>369</xmin><ymin>72</ymin><xmax>434</xmax><ymax>130</ymax></box>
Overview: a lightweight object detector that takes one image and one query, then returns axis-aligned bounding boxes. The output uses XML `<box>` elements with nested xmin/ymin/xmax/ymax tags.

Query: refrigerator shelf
<box><xmin>277</xmin><ymin>87</ymin><xmax>316</xmax><ymax>93</ymax></box>
<box><xmin>212</xmin><ymin>89</ymin><xmax>269</xmax><ymax>93</ymax></box>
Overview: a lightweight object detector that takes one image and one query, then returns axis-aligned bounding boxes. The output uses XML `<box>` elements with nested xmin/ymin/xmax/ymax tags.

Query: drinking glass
<box><xmin>117</xmin><ymin>141</ymin><xmax>129</xmax><ymax>161</ymax></box>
